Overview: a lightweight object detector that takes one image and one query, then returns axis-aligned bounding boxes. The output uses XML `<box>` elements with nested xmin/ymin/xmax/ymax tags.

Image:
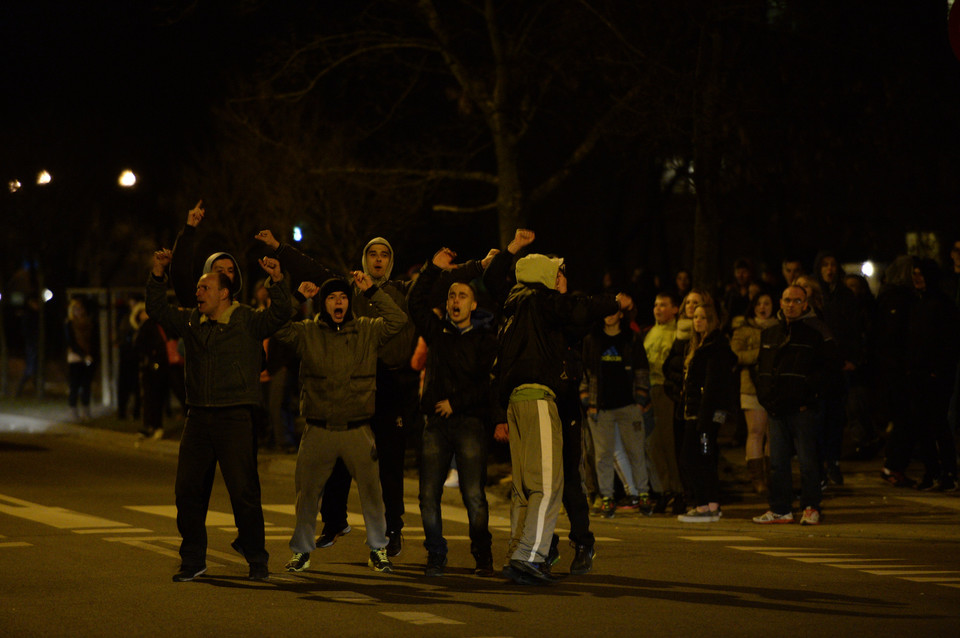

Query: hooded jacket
<box><xmin>170</xmin><ymin>223</ymin><xmax>244</xmax><ymax>307</ymax></box>
<box><xmin>495</xmin><ymin>253</ymin><xmax>619</xmax><ymax>406</ymax></box>
<box><xmin>813</xmin><ymin>251</ymin><xmax>862</xmax><ymax>365</ymax></box>
<box><xmin>274</xmin><ymin>284</ymin><xmax>407</xmax><ymax>426</ymax></box>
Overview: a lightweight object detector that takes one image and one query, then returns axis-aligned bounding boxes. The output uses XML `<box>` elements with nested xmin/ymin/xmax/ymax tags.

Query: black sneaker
<box><xmin>285</xmin><ymin>552</ymin><xmax>311</xmax><ymax>572</ymax></box>
<box><xmin>569</xmin><ymin>543</ymin><xmax>595</xmax><ymax>575</ymax></box>
<box><xmin>316</xmin><ymin>524</ymin><xmax>351</xmax><ymax>549</ymax></box>
<box><xmin>544</xmin><ymin>536</ymin><xmax>560</xmax><ymax>573</ymax></box>
<box><xmin>248</xmin><ymin>562</ymin><xmax>269</xmax><ymax>581</ymax></box>
<box><xmin>652</xmin><ymin>492</ymin><xmax>671</xmax><ymax>514</ymax></box>
<box><xmin>826</xmin><ymin>462</ymin><xmax>844</xmax><ymax>486</ymax></box>
<box><xmin>424</xmin><ymin>551</ymin><xmax>446</xmax><ymax>577</ymax></box>
<box><xmin>386</xmin><ymin>530</ymin><xmax>403</xmax><ymax>557</ymax></box>
<box><xmin>505</xmin><ymin>559</ymin><xmax>555</xmax><ymax>585</ymax></box>
<box><xmin>172</xmin><ymin>565</ymin><xmax>206</xmax><ymax>582</ymax></box>
<box><xmin>369</xmin><ymin>547</ymin><xmax>394</xmax><ymax>573</ymax></box>
<box><xmin>599</xmin><ymin>497</ymin><xmax>616</xmax><ymax>519</ymax></box>
<box><xmin>473</xmin><ymin>551</ymin><xmax>495</xmax><ymax>577</ymax></box>
<box><xmin>917</xmin><ymin>476</ymin><xmax>937</xmax><ymax>491</ymax></box>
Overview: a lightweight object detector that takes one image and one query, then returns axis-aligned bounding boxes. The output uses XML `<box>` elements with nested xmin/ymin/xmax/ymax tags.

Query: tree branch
<box><xmin>308</xmin><ymin>166</ymin><xmax>499</xmax><ymax>185</ymax></box>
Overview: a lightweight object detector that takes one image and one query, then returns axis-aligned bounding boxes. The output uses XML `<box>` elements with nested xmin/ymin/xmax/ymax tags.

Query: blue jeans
<box><xmin>419</xmin><ymin>414</ymin><xmax>491</xmax><ymax>557</ymax></box>
<box><xmin>769</xmin><ymin>407</ymin><xmax>822</xmax><ymax>514</ymax></box>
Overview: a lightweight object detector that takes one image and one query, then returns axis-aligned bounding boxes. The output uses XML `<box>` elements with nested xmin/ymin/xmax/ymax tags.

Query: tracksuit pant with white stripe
<box><xmin>506</xmin><ymin>392</ymin><xmax>564</xmax><ymax>564</ymax></box>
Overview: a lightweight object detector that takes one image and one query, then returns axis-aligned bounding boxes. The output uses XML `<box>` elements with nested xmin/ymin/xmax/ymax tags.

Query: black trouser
<box><xmin>320</xmin><ymin>365</ymin><xmax>418</xmax><ymax>535</ymax></box>
<box><xmin>887</xmin><ymin>372</ymin><xmax>957</xmax><ymax>480</ymax></box>
<box><xmin>556</xmin><ymin>390</ymin><xmax>594</xmax><ymax>548</ymax></box>
<box><xmin>175</xmin><ymin>406</ymin><xmax>267</xmax><ymax>567</ymax></box>
<box><xmin>679</xmin><ymin>418</ymin><xmax>720</xmax><ymax>507</ymax></box>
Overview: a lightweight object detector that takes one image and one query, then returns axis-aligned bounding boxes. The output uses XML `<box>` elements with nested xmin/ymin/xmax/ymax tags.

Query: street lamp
<box><xmin>36</xmin><ymin>170</ymin><xmax>52</xmax><ymax>185</ymax></box>
<box><xmin>118</xmin><ymin>170</ymin><xmax>137</xmax><ymax>187</ymax></box>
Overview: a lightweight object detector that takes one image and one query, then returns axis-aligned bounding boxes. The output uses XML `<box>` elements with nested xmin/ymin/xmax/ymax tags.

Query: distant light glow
<box><xmin>118</xmin><ymin>170</ymin><xmax>137</xmax><ymax>187</ymax></box>
<box><xmin>292</xmin><ymin>226</ymin><xmax>303</xmax><ymax>242</ymax></box>
<box><xmin>42</xmin><ymin>288</ymin><xmax>53</xmax><ymax>302</ymax></box>
<box><xmin>861</xmin><ymin>260</ymin><xmax>875</xmax><ymax>278</ymax></box>
<box><xmin>37</xmin><ymin>170</ymin><xmax>52</xmax><ymax>185</ymax></box>
<box><xmin>8</xmin><ymin>179</ymin><xmax>21</xmax><ymax>193</ymax></box>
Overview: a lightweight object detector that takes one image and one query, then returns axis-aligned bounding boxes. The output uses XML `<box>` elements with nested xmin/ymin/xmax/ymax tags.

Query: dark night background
<box><xmin>3</xmin><ymin>1</ymin><xmax>960</xmax><ymax>368</ymax></box>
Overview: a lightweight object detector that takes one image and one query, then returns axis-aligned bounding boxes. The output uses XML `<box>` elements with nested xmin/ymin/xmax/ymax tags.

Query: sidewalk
<box><xmin>1</xmin><ymin>395</ymin><xmax>958</xmax><ymax>542</ymax></box>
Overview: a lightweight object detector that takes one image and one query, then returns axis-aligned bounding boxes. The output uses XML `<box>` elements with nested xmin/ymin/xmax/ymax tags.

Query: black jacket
<box><xmin>409</xmin><ymin>262</ymin><xmax>498</xmax><ymax>419</ymax></box>
<box><xmin>756</xmin><ymin>310</ymin><xmax>839</xmax><ymax>417</ymax></box>
<box><xmin>682</xmin><ymin>330</ymin><xmax>738</xmax><ymax>428</ymax></box>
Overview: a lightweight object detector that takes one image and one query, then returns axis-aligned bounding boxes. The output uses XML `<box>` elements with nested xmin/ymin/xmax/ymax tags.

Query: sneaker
<box><xmin>505</xmin><ymin>559</ymin><xmax>555</xmax><ymax>585</ymax></box>
<box><xmin>569</xmin><ymin>543</ymin><xmax>595</xmax><ymax>575</ymax></box>
<box><xmin>151</xmin><ymin>427</ymin><xmax>165</xmax><ymax>440</ymax></box>
<box><xmin>880</xmin><ymin>467</ymin><xmax>916</xmax><ymax>488</ymax></box>
<box><xmin>799</xmin><ymin>507</ymin><xmax>821</xmax><ymax>525</ymax></box>
<box><xmin>825</xmin><ymin>462</ymin><xmax>843</xmax><ymax>486</ymax></box>
<box><xmin>936</xmin><ymin>476</ymin><xmax>958</xmax><ymax>492</ymax></box>
<box><xmin>677</xmin><ymin>508</ymin><xmax>720</xmax><ymax>523</ymax></box>
<box><xmin>386</xmin><ymin>530</ymin><xmax>403</xmax><ymax>557</ymax></box>
<box><xmin>285</xmin><ymin>552</ymin><xmax>311</xmax><ymax>572</ymax></box>
<box><xmin>652</xmin><ymin>492</ymin><xmax>671</xmax><ymax>514</ymax></box>
<box><xmin>369</xmin><ymin>547</ymin><xmax>394</xmax><ymax>573</ymax></box>
<box><xmin>616</xmin><ymin>495</ymin><xmax>640</xmax><ymax>511</ymax></box>
<box><xmin>316</xmin><ymin>524</ymin><xmax>351</xmax><ymax>549</ymax></box>
<box><xmin>752</xmin><ymin>510</ymin><xmax>794</xmax><ymax>524</ymax></box>
<box><xmin>248</xmin><ymin>562</ymin><xmax>269</xmax><ymax>581</ymax></box>
<box><xmin>916</xmin><ymin>476</ymin><xmax>937</xmax><ymax>491</ymax></box>
<box><xmin>600</xmin><ymin>497</ymin><xmax>616</xmax><ymax>518</ymax></box>
<box><xmin>172</xmin><ymin>565</ymin><xmax>207</xmax><ymax>582</ymax></box>
<box><xmin>424</xmin><ymin>551</ymin><xmax>446</xmax><ymax>577</ymax></box>
<box><xmin>473</xmin><ymin>551</ymin><xmax>495</xmax><ymax>577</ymax></box>
<box><xmin>638</xmin><ymin>492</ymin><xmax>654</xmax><ymax>516</ymax></box>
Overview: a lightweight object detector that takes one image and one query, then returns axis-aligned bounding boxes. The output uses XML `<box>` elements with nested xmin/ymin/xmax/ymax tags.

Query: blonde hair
<box><xmin>685</xmin><ymin>301</ymin><xmax>721</xmax><ymax>371</ymax></box>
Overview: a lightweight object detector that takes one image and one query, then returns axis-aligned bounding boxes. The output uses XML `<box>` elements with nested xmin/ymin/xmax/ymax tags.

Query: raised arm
<box><xmin>169</xmin><ymin>200</ymin><xmax>205</xmax><ymax>307</ymax></box>
<box><xmin>145</xmin><ymin>248</ymin><xmax>192</xmax><ymax>339</ymax></box>
<box><xmin>255</xmin><ymin>229</ymin><xmax>343</xmax><ymax>291</ymax></box>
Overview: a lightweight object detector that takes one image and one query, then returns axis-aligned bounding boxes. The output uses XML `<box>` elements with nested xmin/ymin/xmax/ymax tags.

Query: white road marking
<box><xmin>73</xmin><ymin>527</ymin><xmax>152</xmax><ymax>534</ymax></box>
<box><xmin>681</xmin><ymin>536</ymin><xmax>763</xmax><ymax>542</ymax></box>
<box><xmin>891</xmin><ymin>496</ymin><xmax>960</xmax><ymax>512</ymax></box>
<box><xmin>0</xmin><ymin>493</ymin><xmax>133</xmax><ymax>530</ymax></box>
<box><xmin>899</xmin><ymin>576</ymin><xmax>960</xmax><ymax>582</ymax></box>
<box><xmin>0</xmin><ymin>541</ymin><xmax>32</xmax><ymax>548</ymax></box>
<box><xmin>861</xmin><ymin>570</ymin><xmax>960</xmax><ymax>576</ymax></box>
<box><xmin>381</xmin><ymin>611</ymin><xmax>464</xmax><ymax>625</ymax></box>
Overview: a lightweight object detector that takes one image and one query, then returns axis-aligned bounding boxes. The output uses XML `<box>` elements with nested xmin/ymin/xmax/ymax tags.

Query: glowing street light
<box><xmin>8</xmin><ymin>179</ymin><xmax>21</xmax><ymax>193</ymax></box>
<box><xmin>861</xmin><ymin>260</ymin><xmax>875</xmax><ymax>278</ymax></box>
<box><xmin>118</xmin><ymin>170</ymin><xmax>137</xmax><ymax>187</ymax></box>
<box><xmin>36</xmin><ymin>170</ymin><xmax>52</xmax><ymax>185</ymax></box>
<box><xmin>42</xmin><ymin>289</ymin><xmax>54</xmax><ymax>302</ymax></box>
<box><xmin>292</xmin><ymin>226</ymin><xmax>303</xmax><ymax>242</ymax></box>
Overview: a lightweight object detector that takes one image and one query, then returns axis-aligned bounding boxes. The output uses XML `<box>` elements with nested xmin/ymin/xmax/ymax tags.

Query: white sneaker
<box><xmin>444</xmin><ymin>469</ymin><xmax>459</xmax><ymax>488</ymax></box>
<box><xmin>752</xmin><ymin>510</ymin><xmax>794</xmax><ymax>524</ymax></box>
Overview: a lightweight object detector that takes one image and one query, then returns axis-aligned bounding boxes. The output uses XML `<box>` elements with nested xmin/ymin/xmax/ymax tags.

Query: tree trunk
<box><xmin>692</xmin><ymin>25</ymin><xmax>723</xmax><ymax>292</ymax></box>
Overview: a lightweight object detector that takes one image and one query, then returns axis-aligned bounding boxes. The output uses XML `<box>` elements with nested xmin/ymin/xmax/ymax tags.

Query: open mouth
<box><xmin>332</xmin><ymin>308</ymin><xmax>345</xmax><ymax>320</ymax></box>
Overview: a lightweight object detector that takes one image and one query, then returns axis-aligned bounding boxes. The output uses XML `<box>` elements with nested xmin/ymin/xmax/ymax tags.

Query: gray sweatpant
<box><xmin>289</xmin><ymin>423</ymin><xmax>388</xmax><ymax>553</ymax></box>
<box><xmin>507</xmin><ymin>397</ymin><xmax>564</xmax><ymax>564</ymax></box>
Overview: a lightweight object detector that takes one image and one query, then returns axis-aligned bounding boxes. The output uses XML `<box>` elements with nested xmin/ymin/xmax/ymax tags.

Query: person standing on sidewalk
<box><xmin>409</xmin><ymin>248</ymin><xmax>497</xmax><ymax>577</ymax></box>
<box><xmin>276</xmin><ymin>273</ymin><xmax>407</xmax><ymax>575</ymax></box>
<box><xmin>753</xmin><ymin>284</ymin><xmax>838</xmax><ymax>526</ymax></box>
<box><xmin>146</xmin><ymin>249</ymin><xmax>291</xmax><ymax>582</ymax></box>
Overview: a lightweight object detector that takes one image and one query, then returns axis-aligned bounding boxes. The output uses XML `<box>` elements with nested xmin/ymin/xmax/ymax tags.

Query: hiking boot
<box><xmin>369</xmin><ymin>547</ymin><xmax>394</xmax><ymax>573</ymax></box>
<box><xmin>316</xmin><ymin>524</ymin><xmax>351</xmax><ymax>549</ymax></box>
<box><xmin>386</xmin><ymin>530</ymin><xmax>403</xmax><ymax>557</ymax></box>
<box><xmin>599</xmin><ymin>497</ymin><xmax>616</xmax><ymax>518</ymax></box>
<box><xmin>799</xmin><ymin>507</ymin><xmax>821</xmax><ymax>525</ymax></box>
<box><xmin>752</xmin><ymin>510</ymin><xmax>794</xmax><ymax>524</ymax></box>
<box><xmin>424</xmin><ymin>552</ymin><xmax>446</xmax><ymax>577</ymax></box>
<box><xmin>172</xmin><ymin>565</ymin><xmax>206</xmax><ymax>582</ymax></box>
<box><xmin>285</xmin><ymin>552</ymin><xmax>311</xmax><ymax>572</ymax></box>
<box><xmin>248</xmin><ymin>562</ymin><xmax>269</xmax><ymax>581</ymax></box>
<box><xmin>569</xmin><ymin>543</ymin><xmax>595</xmax><ymax>575</ymax></box>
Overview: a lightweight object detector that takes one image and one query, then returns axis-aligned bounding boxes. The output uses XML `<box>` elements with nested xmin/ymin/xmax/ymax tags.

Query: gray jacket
<box><xmin>275</xmin><ymin>287</ymin><xmax>406</xmax><ymax>427</ymax></box>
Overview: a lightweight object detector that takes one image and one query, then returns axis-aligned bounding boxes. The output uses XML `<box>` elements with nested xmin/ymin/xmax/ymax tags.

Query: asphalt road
<box><xmin>1</xmin><ymin>417</ymin><xmax>958</xmax><ymax>637</ymax></box>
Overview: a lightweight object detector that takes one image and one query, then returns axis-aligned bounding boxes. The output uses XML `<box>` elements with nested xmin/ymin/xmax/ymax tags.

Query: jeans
<box><xmin>419</xmin><ymin>414</ymin><xmax>491</xmax><ymax>557</ymax></box>
<box><xmin>768</xmin><ymin>407</ymin><xmax>822</xmax><ymax>514</ymax></box>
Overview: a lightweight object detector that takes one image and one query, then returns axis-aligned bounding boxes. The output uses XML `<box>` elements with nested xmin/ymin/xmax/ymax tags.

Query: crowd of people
<box><xmin>122</xmin><ymin>200</ymin><xmax>960</xmax><ymax>585</ymax></box>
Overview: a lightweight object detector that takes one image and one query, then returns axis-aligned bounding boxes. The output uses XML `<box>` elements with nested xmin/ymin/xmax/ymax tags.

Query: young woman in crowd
<box><xmin>730</xmin><ymin>292</ymin><xmax>778</xmax><ymax>494</ymax></box>
<box><xmin>677</xmin><ymin>301</ymin><xmax>738</xmax><ymax>522</ymax></box>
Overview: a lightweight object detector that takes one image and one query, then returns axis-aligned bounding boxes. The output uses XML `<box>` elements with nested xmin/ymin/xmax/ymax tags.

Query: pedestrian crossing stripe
<box><xmin>381</xmin><ymin>611</ymin><xmax>464</xmax><ymax>625</ymax></box>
